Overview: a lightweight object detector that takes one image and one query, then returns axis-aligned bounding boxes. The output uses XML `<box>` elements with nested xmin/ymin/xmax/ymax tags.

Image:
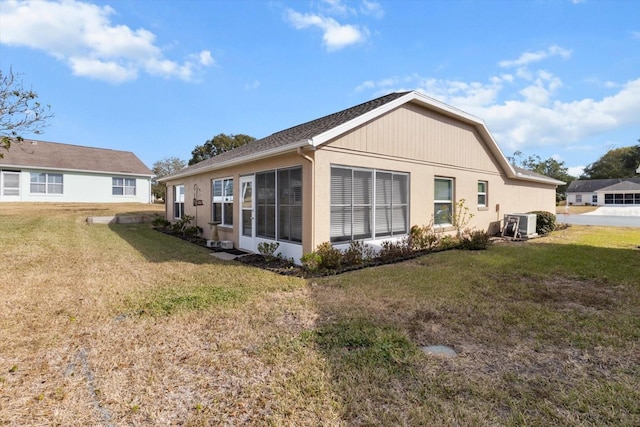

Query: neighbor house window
<box><xmin>174</xmin><ymin>185</ymin><xmax>185</xmax><ymax>219</ymax></box>
<box><xmin>434</xmin><ymin>177</ymin><xmax>454</xmax><ymax>226</ymax></box>
<box><xmin>212</xmin><ymin>178</ymin><xmax>233</xmax><ymax>226</ymax></box>
<box><xmin>592</xmin><ymin>195</ymin><xmax>598</xmax><ymax>204</ymax></box>
<box><xmin>477</xmin><ymin>181</ymin><xmax>488</xmax><ymax>207</ymax></box>
<box><xmin>112</xmin><ymin>177</ymin><xmax>136</xmax><ymax>195</ymax></box>
<box><xmin>30</xmin><ymin>172</ymin><xmax>63</xmax><ymax>194</ymax></box>
<box><xmin>256</xmin><ymin>167</ymin><xmax>303</xmax><ymax>243</ymax></box>
<box><xmin>2</xmin><ymin>171</ymin><xmax>20</xmax><ymax>196</ymax></box>
<box><xmin>330</xmin><ymin>166</ymin><xmax>409</xmax><ymax>242</ymax></box>
<box><xmin>576</xmin><ymin>194</ymin><xmax>582</xmax><ymax>203</ymax></box>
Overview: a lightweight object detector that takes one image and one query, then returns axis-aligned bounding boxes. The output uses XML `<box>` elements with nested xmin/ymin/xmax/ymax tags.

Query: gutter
<box><xmin>297</xmin><ymin>147</ymin><xmax>315</xmax><ymax>249</ymax></box>
<box><xmin>159</xmin><ymin>139</ymin><xmax>313</xmax><ymax>182</ymax></box>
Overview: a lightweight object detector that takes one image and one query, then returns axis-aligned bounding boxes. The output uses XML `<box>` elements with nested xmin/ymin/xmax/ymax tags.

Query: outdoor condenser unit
<box><xmin>503</xmin><ymin>213</ymin><xmax>538</xmax><ymax>238</ymax></box>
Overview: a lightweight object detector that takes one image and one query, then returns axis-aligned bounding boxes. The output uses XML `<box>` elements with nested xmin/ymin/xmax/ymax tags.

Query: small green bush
<box><xmin>257</xmin><ymin>242</ymin><xmax>280</xmax><ymax>260</ymax></box>
<box><xmin>529</xmin><ymin>211</ymin><xmax>556</xmax><ymax>235</ymax></box>
<box><xmin>315</xmin><ymin>242</ymin><xmax>343</xmax><ymax>270</ymax></box>
<box><xmin>151</xmin><ymin>216</ymin><xmax>170</xmax><ymax>228</ymax></box>
<box><xmin>300</xmin><ymin>252</ymin><xmax>322</xmax><ymax>272</ymax></box>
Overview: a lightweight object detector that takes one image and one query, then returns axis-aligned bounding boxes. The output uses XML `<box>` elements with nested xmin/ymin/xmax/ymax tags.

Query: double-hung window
<box><xmin>30</xmin><ymin>172</ymin><xmax>63</xmax><ymax>194</ymax></box>
<box><xmin>330</xmin><ymin>166</ymin><xmax>409</xmax><ymax>242</ymax></box>
<box><xmin>212</xmin><ymin>178</ymin><xmax>233</xmax><ymax>226</ymax></box>
<box><xmin>112</xmin><ymin>177</ymin><xmax>136</xmax><ymax>195</ymax></box>
<box><xmin>255</xmin><ymin>167</ymin><xmax>303</xmax><ymax>243</ymax></box>
<box><xmin>477</xmin><ymin>181</ymin><xmax>487</xmax><ymax>207</ymax></box>
<box><xmin>174</xmin><ymin>185</ymin><xmax>185</xmax><ymax>219</ymax></box>
<box><xmin>2</xmin><ymin>171</ymin><xmax>20</xmax><ymax>196</ymax></box>
<box><xmin>434</xmin><ymin>178</ymin><xmax>454</xmax><ymax>226</ymax></box>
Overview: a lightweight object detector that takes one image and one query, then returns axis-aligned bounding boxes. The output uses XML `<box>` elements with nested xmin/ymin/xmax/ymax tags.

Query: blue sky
<box><xmin>1</xmin><ymin>0</ymin><xmax>638</xmax><ymax>177</ymax></box>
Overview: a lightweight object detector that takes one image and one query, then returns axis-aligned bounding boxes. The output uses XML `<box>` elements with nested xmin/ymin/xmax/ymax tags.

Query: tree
<box><xmin>581</xmin><ymin>143</ymin><xmax>640</xmax><ymax>179</ymax></box>
<box><xmin>1</xmin><ymin>67</ymin><xmax>53</xmax><ymax>158</ymax></box>
<box><xmin>152</xmin><ymin>157</ymin><xmax>186</xmax><ymax>201</ymax></box>
<box><xmin>189</xmin><ymin>133</ymin><xmax>255</xmax><ymax>165</ymax></box>
<box><xmin>508</xmin><ymin>151</ymin><xmax>575</xmax><ymax>199</ymax></box>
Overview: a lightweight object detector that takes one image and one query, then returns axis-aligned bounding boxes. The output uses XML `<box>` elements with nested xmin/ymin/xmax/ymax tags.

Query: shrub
<box><xmin>342</xmin><ymin>240</ymin><xmax>375</xmax><ymax>266</ymax></box>
<box><xmin>257</xmin><ymin>242</ymin><xmax>280</xmax><ymax>260</ymax></box>
<box><xmin>300</xmin><ymin>252</ymin><xmax>322</xmax><ymax>273</ymax></box>
<box><xmin>377</xmin><ymin>238</ymin><xmax>412</xmax><ymax>262</ymax></box>
<box><xmin>315</xmin><ymin>242</ymin><xmax>343</xmax><ymax>270</ymax></box>
<box><xmin>460</xmin><ymin>229</ymin><xmax>491</xmax><ymax>250</ymax></box>
<box><xmin>528</xmin><ymin>211</ymin><xmax>556</xmax><ymax>235</ymax></box>
<box><xmin>437</xmin><ymin>235</ymin><xmax>460</xmax><ymax>250</ymax></box>
<box><xmin>151</xmin><ymin>216</ymin><xmax>170</xmax><ymax>228</ymax></box>
<box><xmin>409</xmin><ymin>224</ymin><xmax>438</xmax><ymax>251</ymax></box>
<box><xmin>172</xmin><ymin>215</ymin><xmax>195</xmax><ymax>235</ymax></box>
<box><xmin>183</xmin><ymin>225</ymin><xmax>202</xmax><ymax>237</ymax></box>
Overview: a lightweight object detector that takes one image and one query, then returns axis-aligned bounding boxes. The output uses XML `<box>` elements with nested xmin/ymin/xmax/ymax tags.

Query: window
<box><xmin>576</xmin><ymin>194</ymin><xmax>582</xmax><ymax>203</ymax></box>
<box><xmin>434</xmin><ymin>178</ymin><xmax>453</xmax><ymax>226</ymax></box>
<box><xmin>30</xmin><ymin>172</ymin><xmax>63</xmax><ymax>194</ymax></box>
<box><xmin>592</xmin><ymin>194</ymin><xmax>598</xmax><ymax>204</ymax></box>
<box><xmin>256</xmin><ymin>167</ymin><xmax>303</xmax><ymax>243</ymax></box>
<box><xmin>112</xmin><ymin>177</ymin><xmax>136</xmax><ymax>195</ymax></box>
<box><xmin>477</xmin><ymin>181</ymin><xmax>487</xmax><ymax>207</ymax></box>
<box><xmin>330</xmin><ymin>166</ymin><xmax>409</xmax><ymax>242</ymax></box>
<box><xmin>212</xmin><ymin>178</ymin><xmax>233</xmax><ymax>226</ymax></box>
<box><xmin>174</xmin><ymin>185</ymin><xmax>185</xmax><ymax>219</ymax></box>
<box><xmin>2</xmin><ymin>171</ymin><xmax>20</xmax><ymax>196</ymax></box>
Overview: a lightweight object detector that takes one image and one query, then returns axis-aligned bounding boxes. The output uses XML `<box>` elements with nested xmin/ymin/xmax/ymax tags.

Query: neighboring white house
<box><xmin>0</xmin><ymin>140</ymin><xmax>153</xmax><ymax>203</ymax></box>
<box><xmin>566</xmin><ymin>178</ymin><xmax>640</xmax><ymax>206</ymax></box>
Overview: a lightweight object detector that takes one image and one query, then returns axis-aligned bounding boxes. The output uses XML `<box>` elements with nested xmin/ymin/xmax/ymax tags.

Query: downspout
<box><xmin>297</xmin><ymin>147</ymin><xmax>315</xmax><ymax>251</ymax></box>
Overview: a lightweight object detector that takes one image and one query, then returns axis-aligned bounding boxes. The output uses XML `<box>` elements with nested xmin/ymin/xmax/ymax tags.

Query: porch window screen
<box><xmin>331</xmin><ymin>166</ymin><xmax>408</xmax><ymax>242</ymax></box>
<box><xmin>2</xmin><ymin>172</ymin><xmax>19</xmax><ymax>196</ymax></box>
<box><xmin>256</xmin><ymin>167</ymin><xmax>302</xmax><ymax>243</ymax></box>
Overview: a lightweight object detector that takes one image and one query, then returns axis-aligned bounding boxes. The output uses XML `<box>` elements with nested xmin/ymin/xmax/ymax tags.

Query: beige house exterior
<box><xmin>160</xmin><ymin>91</ymin><xmax>562</xmax><ymax>261</ymax></box>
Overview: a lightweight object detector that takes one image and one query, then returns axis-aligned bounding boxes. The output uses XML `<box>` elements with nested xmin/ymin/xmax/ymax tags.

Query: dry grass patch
<box><xmin>2</xmin><ymin>204</ymin><xmax>639</xmax><ymax>426</ymax></box>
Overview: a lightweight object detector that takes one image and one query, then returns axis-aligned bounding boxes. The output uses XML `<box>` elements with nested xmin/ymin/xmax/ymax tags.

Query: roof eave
<box><xmin>158</xmin><ymin>139</ymin><xmax>313</xmax><ymax>182</ymax></box>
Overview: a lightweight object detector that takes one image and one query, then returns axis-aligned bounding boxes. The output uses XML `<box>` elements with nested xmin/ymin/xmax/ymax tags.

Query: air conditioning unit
<box><xmin>220</xmin><ymin>240</ymin><xmax>233</xmax><ymax>249</ymax></box>
<box><xmin>503</xmin><ymin>213</ymin><xmax>537</xmax><ymax>238</ymax></box>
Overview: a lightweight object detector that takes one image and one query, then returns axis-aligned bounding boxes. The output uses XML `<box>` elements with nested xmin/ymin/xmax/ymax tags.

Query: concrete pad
<box><xmin>420</xmin><ymin>345</ymin><xmax>457</xmax><ymax>357</ymax></box>
<box><xmin>583</xmin><ymin>207</ymin><xmax>640</xmax><ymax>216</ymax></box>
<box><xmin>209</xmin><ymin>252</ymin><xmax>238</xmax><ymax>261</ymax></box>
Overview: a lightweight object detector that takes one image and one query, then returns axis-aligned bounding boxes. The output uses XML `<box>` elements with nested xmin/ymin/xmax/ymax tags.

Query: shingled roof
<box><xmin>567</xmin><ymin>178</ymin><xmax>640</xmax><ymax>193</ymax></box>
<box><xmin>0</xmin><ymin>140</ymin><xmax>153</xmax><ymax>176</ymax></box>
<box><xmin>172</xmin><ymin>91</ymin><xmax>411</xmax><ymax>176</ymax></box>
<box><xmin>162</xmin><ymin>90</ymin><xmax>563</xmax><ymax>186</ymax></box>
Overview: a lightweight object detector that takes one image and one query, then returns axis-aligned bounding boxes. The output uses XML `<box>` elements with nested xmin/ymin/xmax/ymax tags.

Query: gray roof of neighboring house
<box><xmin>597</xmin><ymin>180</ymin><xmax>640</xmax><ymax>192</ymax></box>
<box><xmin>567</xmin><ymin>178</ymin><xmax>640</xmax><ymax>193</ymax></box>
<box><xmin>181</xmin><ymin>91</ymin><xmax>411</xmax><ymax>175</ymax></box>
<box><xmin>0</xmin><ymin>140</ymin><xmax>153</xmax><ymax>176</ymax></box>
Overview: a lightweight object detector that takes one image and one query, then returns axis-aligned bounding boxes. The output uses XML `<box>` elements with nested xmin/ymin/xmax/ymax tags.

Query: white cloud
<box><xmin>361</xmin><ymin>0</ymin><xmax>384</xmax><ymax>19</ymax></box>
<box><xmin>632</xmin><ymin>31</ymin><xmax>640</xmax><ymax>39</ymax></box>
<box><xmin>0</xmin><ymin>0</ymin><xmax>214</xmax><ymax>83</ymax></box>
<box><xmin>567</xmin><ymin>166</ymin><xmax>585</xmax><ymax>177</ymax></box>
<box><xmin>285</xmin><ymin>9</ymin><xmax>367</xmax><ymax>51</ymax></box>
<box><xmin>244</xmin><ymin>80</ymin><xmax>261</xmax><ymax>91</ymax></box>
<box><xmin>499</xmin><ymin>45</ymin><xmax>572</xmax><ymax>68</ymax></box>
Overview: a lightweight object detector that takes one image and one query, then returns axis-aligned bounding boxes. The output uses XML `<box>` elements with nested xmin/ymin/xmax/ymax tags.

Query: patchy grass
<box><xmin>1</xmin><ymin>204</ymin><xmax>639</xmax><ymax>426</ymax></box>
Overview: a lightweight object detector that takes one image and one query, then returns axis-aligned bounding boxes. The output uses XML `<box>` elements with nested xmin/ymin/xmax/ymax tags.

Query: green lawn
<box><xmin>1</xmin><ymin>203</ymin><xmax>638</xmax><ymax>426</ymax></box>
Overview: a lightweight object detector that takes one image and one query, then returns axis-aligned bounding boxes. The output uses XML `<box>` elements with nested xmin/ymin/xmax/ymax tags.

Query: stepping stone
<box><xmin>420</xmin><ymin>345</ymin><xmax>457</xmax><ymax>357</ymax></box>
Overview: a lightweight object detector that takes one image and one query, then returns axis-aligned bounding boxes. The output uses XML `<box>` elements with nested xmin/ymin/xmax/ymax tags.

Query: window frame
<box><xmin>477</xmin><ymin>180</ymin><xmax>488</xmax><ymax>208</ymax></box>
<box><xmin>173</xmin><ymin>185</ymin><xmax>185</xmax><ymax>219</ymax></box>
<box><xmin>434</xmin><ymin>177</ymin><xmax>454</xmax><ymax>226</ymax></box>
<box><xmin>330</xmin><ymin>165</ymin><xmax>409</xmax><ymax>243</ymax></box>
<box><xmin>212</xmin><ymin>177</ymin><xmax>234</xmax><ymax>226</ymax></box>
<box><xmin>2</xmin><ymin>171</ymin><xmax>20</xmax><ymax>196</ymax></box>
<box><xmin>30</xmin><ymin>172</ymin><xmax>63</xmax><ymax>195</ymax></box>
<box><xmin>575</xmin><ymin>194</ymin><xmax>582</xmax><ymax>203</ymax></box>
<box><xmin>112</xmin><ymin>177</ymin><xmax>136</xmax><ymax>196</ymax></box>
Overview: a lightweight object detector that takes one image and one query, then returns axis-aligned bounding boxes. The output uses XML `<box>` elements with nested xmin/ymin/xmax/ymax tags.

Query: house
<box><xmin>566</xmin><ymin>178</ymin><xmax>640</xmax><ymax>206</ymax></box>
<box><xmin>0</xmin><ymin>140</ymin><xmax>153</xmax><ymax>203</ymax></box>
<box><xmin>159</xmin><ymin>91</ymin><xmax>562</xmax><ymax>261</ymax></box>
